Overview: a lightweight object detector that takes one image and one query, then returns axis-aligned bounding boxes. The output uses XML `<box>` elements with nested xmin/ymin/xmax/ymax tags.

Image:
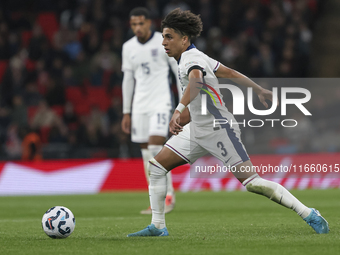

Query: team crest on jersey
<box><xmin>185</xmin><ymin>61</ymin><xmax>199</xmax><ymax>67</ymax></box>
<box><xmin>151</xmin><ymin>49</ymin><xmax>158</xmax><ymax>62</ymax></box>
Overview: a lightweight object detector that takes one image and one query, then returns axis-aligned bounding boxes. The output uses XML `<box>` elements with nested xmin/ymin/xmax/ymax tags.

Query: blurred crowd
<box><xmin>0</xmin><ymin>0</ymin><xmax>338</xmax><ymax>160</ymax></box>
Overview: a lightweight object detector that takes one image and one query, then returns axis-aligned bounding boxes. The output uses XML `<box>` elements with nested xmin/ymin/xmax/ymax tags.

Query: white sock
<box><xmin>148</xmin><ymin>145</ymin><xmax>174</xmax><ymax>196</ymax></box>
<box><xmin>243</xmin><ymin>174</ymin><xmax>312</xmax><ymax>219</ymax></box>
<box><xmin>141</xmin><ymin>149</ymin><xmax>152</xmax><ymax>184</ymax></box>
<box><xmin>148</xmin><ymin>158</ymin><xmax>168</xmax><ymax>229</ymax></box>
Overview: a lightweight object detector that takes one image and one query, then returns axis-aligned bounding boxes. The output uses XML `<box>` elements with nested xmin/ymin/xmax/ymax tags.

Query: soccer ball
<box><xmin>42</xmin><ymin>206</ymin><xmax>76</xmax><ymax>239</ymax></box>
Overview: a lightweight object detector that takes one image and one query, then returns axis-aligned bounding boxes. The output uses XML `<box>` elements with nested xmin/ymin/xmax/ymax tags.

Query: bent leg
<box><xmin>233</xmin><ymin>160</ymin><xmax>312</xmax><ymax>218</ymax></box>
<box><xmin>154</xmin><ymin>146</ymin><xmax>188</xmax><ymax>171</ymax></box>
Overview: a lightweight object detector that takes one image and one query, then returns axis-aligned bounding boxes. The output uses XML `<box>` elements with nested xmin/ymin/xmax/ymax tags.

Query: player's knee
<box><xmin>148</xmin><ymin>158</ymin><xmax>168</xmax><ymax>178</ymax></box>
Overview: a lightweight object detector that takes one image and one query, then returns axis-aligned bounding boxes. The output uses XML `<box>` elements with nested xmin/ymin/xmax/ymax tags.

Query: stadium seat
<box><xmin>37</xmin><ymin>12</ymin><xmax>59</xmax><ymax>43</ymax></box>
<box><xmin>51</xmin><ymin>105</ymin><xmax>64</xmax><ymax>116</ymax></box>
<box><xmin>86</xmin><ymin>87</ymin><xmax>107</xmax><ymax>96</ymax></box>
<box><xmin>21</xmin><ymin>31</ymin><xmax>32</xmax><ymax>48</ymax></box>
<box><xmin>27</xmin><ymin>106</ymin><xmax>39</xmax><ymax>124</ymax></box>
<box><xmin>40</xmin><ymin>126</ymin><xmax>51</xmax><ymax>144</ymax></box>
<box><xmin>25</xmin><ymin>59</ymin><xmax>36</xmax><ymax>71</ymax></box>
<box><xmin>103</xmin><ymin>29</ymin><xmax>114</xmax><ymax>41</ymax></box>
<box><xmin>111</xmin><ymin>86</ymin><xmax>122</xmax><ymax>98</ymax></box>
<box><xmin>74</xmin><ymin>103</ymin><xmax>91</xmax><ymax>115</ymax></box>
<box><xmin>86</xmin><ymin>87</ymin><xmax>111</xmax><ymax>111</ymax></box>
<box><xmin>0</xmin><ymin>61</ymin><xmax>8</xmax><ymax>83</ymax></box>
<box><xmin>102</xmin><ymin>70</ymin><xmax>112</xmax><ymax>88</ymax></box>
<box><xmin>65</xmin><ymin>87</ymin><xmax>84</xmax><ymax>105</ymax></box>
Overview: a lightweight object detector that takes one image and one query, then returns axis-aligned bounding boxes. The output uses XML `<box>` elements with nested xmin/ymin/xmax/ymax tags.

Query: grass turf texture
<box><xmin>0</xmin><ymin>189</ymin><xmax>339</xmax><ymax>255</ymax></box>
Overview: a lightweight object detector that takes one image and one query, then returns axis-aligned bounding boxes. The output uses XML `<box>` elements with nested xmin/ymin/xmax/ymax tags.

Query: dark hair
<box><xmin>129</xmin><ymin>7</ymin><xmax>150</xmax><ymax>19</ymax></box>
<box><xmin>161</xmin><ymin>8</ymin><xmax>203</xmax><ymax>41</ymax></box>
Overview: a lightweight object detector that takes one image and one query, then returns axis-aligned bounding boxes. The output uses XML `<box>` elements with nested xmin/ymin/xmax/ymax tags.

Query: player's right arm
<box><xmin>121</xmin><ymin>43</ymin><xmax>135</xmax><ymax>134</ymax></box>
<box><xmin>170</xmin><ymin>69</ymin><xmax>202</xmax><ymax>135</ymax></box>
<box><xmin>179</xmin><ymin>107</ymin><xmax>190</xmax><ymax>126</ymax></box>
<box><xmin>121</xmin><ymin>71</ymin><xmax>134</xmax><ymax>134</ymax></box>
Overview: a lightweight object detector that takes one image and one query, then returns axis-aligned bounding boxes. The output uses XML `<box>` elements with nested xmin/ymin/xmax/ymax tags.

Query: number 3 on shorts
<box><xmin>217</xmin><ymin>141</ymin><xmax>227</xmax><ymax>157</ymax></box>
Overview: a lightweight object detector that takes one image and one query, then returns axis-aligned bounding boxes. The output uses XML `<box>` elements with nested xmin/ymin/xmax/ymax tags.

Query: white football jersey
<box><xmin>166</xmin><ymin>45</ymin><xmax>250</xmax><ymax>167</ymax></box>
<box><xmin>178</xmin><ymin>44</ymin><xmax>236</xmax><ymax>130</ymax></box>
<box><xmin>122</xmin><ymin>31</ymin><xmax>173</xmax><ymax>114</ymax></box>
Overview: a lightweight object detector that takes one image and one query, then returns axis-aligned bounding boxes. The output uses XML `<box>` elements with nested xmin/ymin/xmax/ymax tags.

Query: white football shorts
<box><xmin>131</xmin><ymin>110</ymin><xmax>171</xmax><ymax>143</ymax></box>
<box><xmin>165</xmin><ymin>123</ymin><xmax>249</xmax><ymax>167</ymax></box>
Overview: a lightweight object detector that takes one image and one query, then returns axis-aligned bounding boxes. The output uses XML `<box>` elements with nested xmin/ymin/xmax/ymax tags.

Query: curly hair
<box><xmin>161</xmin><ymin>8</ymin><xmax>203</xmax><ymax>41</ymax></box>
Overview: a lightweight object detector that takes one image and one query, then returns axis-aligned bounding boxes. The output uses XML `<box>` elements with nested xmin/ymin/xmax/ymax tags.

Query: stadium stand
<box><xmin>0</xmin><ymin>0</ymin><xmax>337</xmax><ymax>160</ymax></box>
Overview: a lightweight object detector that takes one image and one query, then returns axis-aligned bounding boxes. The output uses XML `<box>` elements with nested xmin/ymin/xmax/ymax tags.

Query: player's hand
<box><xmin>169</xmin><ymin>110</ymin><xmax>183</xmax><ymax>135</ymax></box>
<box><xmin>257</xmin><ymin>88</ymin><xmax>278</xmax><ymax>108</ymax></box>
<box><xmin>179</xmin><ymin>107</ymin><xmax>191</xmax><ymax>126</ymax></box>
<box><xmin>121</xmin><ymin>114</ymin><xmax>131</xmax><ymax>134</ymax></box>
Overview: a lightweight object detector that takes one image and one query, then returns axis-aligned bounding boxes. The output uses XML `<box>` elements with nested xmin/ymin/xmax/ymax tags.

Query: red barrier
<box><xmin>0</xmin><ymin>153</ymin><xmax>339</xmax><ymax>195</ymax></box>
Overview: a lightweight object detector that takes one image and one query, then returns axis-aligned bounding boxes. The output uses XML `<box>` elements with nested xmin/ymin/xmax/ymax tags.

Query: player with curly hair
<box><xmin>128</xmin><ymin>8</ymin><xmax>329</xmax><ymax>237</ymax></box>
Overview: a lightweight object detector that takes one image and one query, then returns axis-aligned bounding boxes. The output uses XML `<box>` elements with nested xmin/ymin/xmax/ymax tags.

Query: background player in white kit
<box><xmin>128</xmin><ymin>8</ymin><xmax>329</xmax><ymax>236</ymax></box>
<box><xmin>121</xmin><ymin>8</ymin><xmax>179</xmax><ymax>214</ymax></box>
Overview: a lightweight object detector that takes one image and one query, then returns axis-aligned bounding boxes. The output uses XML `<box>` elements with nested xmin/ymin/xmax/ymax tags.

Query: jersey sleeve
<box><xmin>121</xmin><ymin>43</ymin><xmax>133</xmax><ymax>72</ymax></box>
<box><xmin>183</xmin><ymin>55</ymin><xmax>207</xmax><ymax>76</ymax></box>
<box><xmin>207</xmin><ymin>55</ymin><xmax>220</xmax><ymax>73</ymax></box>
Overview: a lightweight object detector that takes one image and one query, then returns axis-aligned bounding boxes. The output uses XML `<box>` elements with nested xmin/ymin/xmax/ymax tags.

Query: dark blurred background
<box><xmin>0</xmin><ymin>0</ymin><xmax>339</xmax><ymax>160</ymax></box>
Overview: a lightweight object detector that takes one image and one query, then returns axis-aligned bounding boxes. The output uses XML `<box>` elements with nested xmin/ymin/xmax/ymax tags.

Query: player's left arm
<box><xmin>169</xmin><ymin>69</ymin><xmax>202</xmax><ymax>135</ymax></box>
<box><xmin>215</xmin><ymin>64</ymin><xmax>276</xmax><ymax>108</ymax></box>
<box><xmin>168</xmin><ymin>57</ymin><xmax>182</xmax><ymax>100</ymax></box>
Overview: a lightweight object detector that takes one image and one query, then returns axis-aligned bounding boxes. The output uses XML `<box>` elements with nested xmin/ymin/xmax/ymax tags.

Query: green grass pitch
<box><xmin>0</xmin><ymin>189</ymin><xmax>339</xmax><ymax>255</ymax></box>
